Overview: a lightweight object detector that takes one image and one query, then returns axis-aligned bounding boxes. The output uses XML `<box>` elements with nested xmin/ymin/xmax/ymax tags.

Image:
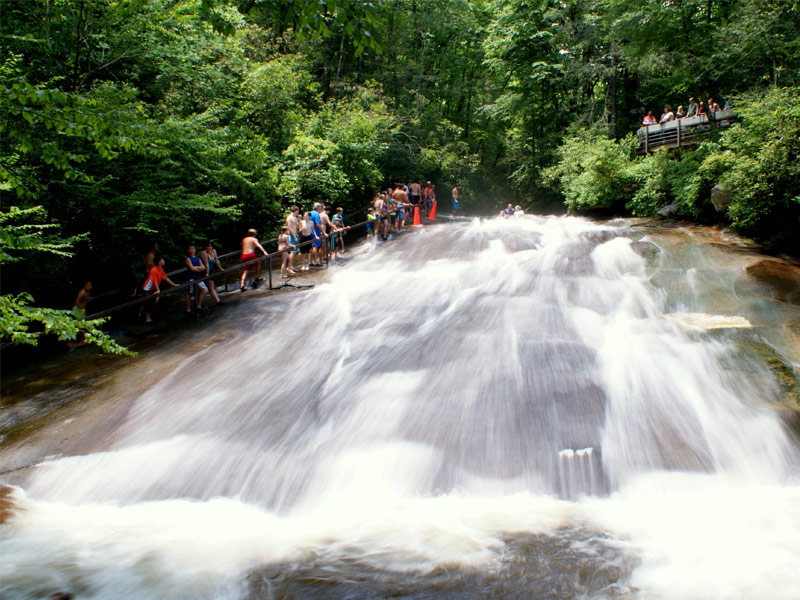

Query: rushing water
<box><xmin>2</xmin><ymin>216</ymin><xmax>800</xmax><ymax>599</ymax></box>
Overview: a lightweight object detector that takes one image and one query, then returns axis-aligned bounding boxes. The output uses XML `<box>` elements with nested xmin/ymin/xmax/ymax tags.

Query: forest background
<box><xmin>1</xmin><ymin>0</ymin><xmax>799</xmax><ymax>350</ymax></box>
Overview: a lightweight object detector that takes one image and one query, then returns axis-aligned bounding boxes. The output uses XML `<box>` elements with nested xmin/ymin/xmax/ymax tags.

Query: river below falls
<box><xmin>2</xmin><ymin>215</ymin><xmax>800</xmax><ymax>600</ymax></box>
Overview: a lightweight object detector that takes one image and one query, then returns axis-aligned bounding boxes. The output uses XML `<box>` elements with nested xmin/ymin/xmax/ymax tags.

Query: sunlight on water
<box><xmin>2</xmin><ymin>215</ymin><xmax>799</xmax><ymax>599</ymax></box>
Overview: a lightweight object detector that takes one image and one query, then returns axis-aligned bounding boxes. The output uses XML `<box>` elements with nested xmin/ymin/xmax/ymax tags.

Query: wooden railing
<box><xmin>636</xmin><ymin>109</ymin><xmax>736</xmax><ymax>154</ymax></box>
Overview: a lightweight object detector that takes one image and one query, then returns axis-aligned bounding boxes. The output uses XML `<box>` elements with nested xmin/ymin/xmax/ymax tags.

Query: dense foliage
<box><xmin>1</xmin><ymin>0</ymin><xmax>799</xmax><ymax>351</ymax></box>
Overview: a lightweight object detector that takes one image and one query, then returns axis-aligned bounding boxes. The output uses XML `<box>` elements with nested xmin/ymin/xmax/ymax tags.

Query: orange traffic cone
<box><xmin>413</xmin><ymin>205</ymin><xmax>421</xmax><ymax>226</ymax></box>
<box><xmin>428</xmin><ymin>200</ymin><xmax>437</xmax><ymax>221</ymax></box>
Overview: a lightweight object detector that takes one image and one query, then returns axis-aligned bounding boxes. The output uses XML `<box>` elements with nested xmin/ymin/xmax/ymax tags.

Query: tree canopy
<box><xmin>1</xmin><ymin>0</ymin><xmax>799</xmax><ymax>351</ymax></box>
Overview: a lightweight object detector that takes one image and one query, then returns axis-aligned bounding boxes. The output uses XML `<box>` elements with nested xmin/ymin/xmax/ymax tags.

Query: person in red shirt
<box><xmin>142</xmin><ymin>257</ymin><xmax>178</xmax><ymax>323</ymax></box>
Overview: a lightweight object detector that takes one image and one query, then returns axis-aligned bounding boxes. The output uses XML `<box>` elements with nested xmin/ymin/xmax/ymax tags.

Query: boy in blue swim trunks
<box><xmin>451</xmin><ymin>182</ymin><xmax>461</xmax><ymax>217</ymax></box>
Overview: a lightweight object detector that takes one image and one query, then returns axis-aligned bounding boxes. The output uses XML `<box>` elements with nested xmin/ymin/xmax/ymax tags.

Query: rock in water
<box><xmin>711</xmin><ymin>184</ymin><xmax>733</xmax><ymax>212</ymax></box>
<box><xmin>664</xmin><ymin>312</ymin><xmax>753</xmax><ymax>330</ymax></box>
<box><xmin>630</xmin><ymin>241</ymin><xmax>661</xmax><ymax>258</ymax></box>
<box><xmin>746</xmin><ymin>259</ymin><xmax>800</xmax><ymax>305</ymax></box>
<box><xmin>657</xmin><ymin>203</ymin><xmax>680</xmax><ymax>216</ymax></box>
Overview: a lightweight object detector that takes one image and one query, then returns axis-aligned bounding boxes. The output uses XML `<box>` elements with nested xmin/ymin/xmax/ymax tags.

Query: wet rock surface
<box><xmin>246</xmin><ymin>529</ymin><xmax>636</xmax><ymax>600</ymax></box>
<box><xmin>745</xmin><ymin>259</ymin><xmax>800</xmax><ymax>305</ymax></box>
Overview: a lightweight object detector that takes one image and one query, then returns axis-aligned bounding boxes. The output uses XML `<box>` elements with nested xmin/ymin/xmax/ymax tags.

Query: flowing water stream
<box><xmin>2</xmin><ymin>215</ymin><xmax>800</xmax><ymax>599</ymax></box>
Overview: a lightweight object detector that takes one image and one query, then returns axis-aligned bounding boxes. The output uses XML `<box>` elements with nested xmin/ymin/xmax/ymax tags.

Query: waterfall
<box><xmin>2</xmin><ymin>215</ymin><xmax>799</xmax><ymax>600</ymax></box>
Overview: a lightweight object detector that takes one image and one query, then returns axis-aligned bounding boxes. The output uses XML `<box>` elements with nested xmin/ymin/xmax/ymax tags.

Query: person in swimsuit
<box><xmin>185</xmin><ymin>245</ymin><xmax>208</xmax><ymax>315</ymax></box>
<box><xmin>299</xmin><ymin>211</ymin><xmax>313</xmax><ymax>271</ymax></box>
<box><xmin>286</xmin><ymin>205</ymin><xmax>300</xmax><ymax>273</ymax></box>
<box><xmin>142</xmin><ymin>257</ymin><xmax>178</xmax><ymax>323</ymax></box>
<box><xmin>333</xmin><ymin>207</ymin><xmax>346</xmax><ymax>254</ymax></box>
<box><xmin>309</xmin><ymin>203</ymin><xmax>325</xmax><ymax>267</ymax></box>
<box><xmin>278</xmin><ymin>226</ymin><xmax>297</xmax><ymax>278</ymax></box>
<box><xmin>426</xmin><ymin>184</ymin><xmax>436</xmax><ymax>219</ymax></box>
<box><xmin>452</xmin><ymin>182</ymin><xmax>461</xmax><ymax>217</ymax></box>
<box><xmin>366</xmin><ymin>207</ymin><xmax>375</xmax><ymax>238</ymax></box>
<box><xmin>392</xmin><ymin>184</ymin><xmax>408</xmax><ymax>230</ymax></box>
<box><xmin>409</xmin><ymin>180</ymin><xmax>422</xmax><ymax>209</ymax></box>
<box><xmin>200</xmin><ymin>242</ymin><xmax>224</xmax><ymax>306</ymax></box>
<box><xmin>374</xmin><ymin>194</ymin><xmax>389</xmax><ymax>240</ymax></box>
<box><xmin>144</xmin><ymin>243</ymin><xmax>159</xmax><ymax>276</ymax></box>
<box><xmin>66</xmin><ymin>281</ymin><xmax>92</xmax><ymax>347</ymax></box>
<box><xmin>239</xmin><ymin>229</ymin><xmax>267</xmax><ymax>292</ymax></box>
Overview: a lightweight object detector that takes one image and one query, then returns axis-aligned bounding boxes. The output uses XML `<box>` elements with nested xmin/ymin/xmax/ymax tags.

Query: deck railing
<box><xmin>636</xmin><ymin>109</ymin><xmax>736</xmax><ymax>154</ymax></box>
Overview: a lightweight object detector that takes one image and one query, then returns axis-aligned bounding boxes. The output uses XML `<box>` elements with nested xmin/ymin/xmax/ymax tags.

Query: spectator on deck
<box><xmin>200</xmin><ymin>242</ymin><xmax>224</xmax><ymax>306</ymax></box>
<box><xmin>675</xmin><ymin>105</ymin><xmax>686</xmax><ymax>119</ymax></box>
<box><xmin>687</xmin><ymin>97</ymin><xmax>699</xmax><ymax>117</ymax></box>
<box><xmin>642</xmin><ymin>111</ymin><xmax>657</xmax><ymax>125</ymax></box>
<box><xmin>659</xmin><ymin>105</ymin><xmax>675</xmax><ymax>123</ymax></box>
<box><xmin>185</xmin><ymin>245</ymin><xmax>208</xmax><ymax>315</ymax></box>
<box><xmin>697</xmin><ymin>100</ymin><xmax>707</xmax><ymax>116</ymax></box>
<box><xmin>708</xmin><ymin>98</ymin><xmax>720</xmax><ymax>113</ymax></box>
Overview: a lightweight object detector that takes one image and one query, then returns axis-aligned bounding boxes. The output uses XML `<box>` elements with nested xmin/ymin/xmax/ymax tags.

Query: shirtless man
<box><xmin>374</xmin><ymin>194</ymin><xmax>389</xmax><ymax>240</ymax></box>
<box><xmin>320</xmin><ymin>205</ymin><xmax>334</xmax><ymax>263</ymax></box>
<box><xmin>392</xmin><ymin>183</ymin><xmax>409</xmax><ymax>230</ymax></box>
<box><xmin>72</xmin><ymin>281</ymin><xmax>92</xmax><ymax>320</ymax></box>
<box><xmin>145</xmin><ymin>243</ymin><xmax>158</xmax><ymax>275</ymax></box>
<box><xmin>286</xmin><ymin>206</ymin><xmax>300</xmax><ymax>273</ymax></box>
<box><xmin>239</xmin><ymin>228</ymin><xmax>267</xmax><ymax>292</ymax></box>
<box><xmin>66</xmin><ymin>281</ymin><xmax>92</xmax><ymax>347</ymax></box>
<box><xmin>451</xmin><ymin>183</ymin><xmax>461</xmax><ymax>217</ymax></box>
<box><xmin>409</xmin><ymin>180</ymin><xmax>422</xmax><ymax>206</ymax></box>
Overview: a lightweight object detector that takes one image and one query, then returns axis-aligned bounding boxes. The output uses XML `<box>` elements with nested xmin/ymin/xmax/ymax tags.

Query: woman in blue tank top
<box><xmin>201</xmin><ymin>242</ymin><xmax>225</xmax><ymax>306</ymax></box>
<box><xmin>185</xmin><ymin>245</ymin><xmax>209</xmax><ymax>315</ymax></box>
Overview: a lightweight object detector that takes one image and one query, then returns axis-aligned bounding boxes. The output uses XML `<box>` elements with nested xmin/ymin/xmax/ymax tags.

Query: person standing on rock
<box><xmin>200</xmin><ymin>241</ymin><xmax>225</xmax><ymax>306</ymax></box>
<box><xmin>142</xmin><ymin>256</ymin><xmax>178</xmax><ymax>323</ymax></box>
<box><xmin>299</xmin><ymin>211</ymin><xmax>314</xmax><ymax>271</ymax></box>
<box><xmin>239</xmin><ymin>229</ymin><xmax>267</xmax><ymax>292</ymax></box>
<box><xmin>392</xmin><ymin>183</ymin><xmax>409</xmax><ymax>230</ymax></box>
<box><xmin>451</xmin><ymin>183</ymin><xmax>461</xmax><ymax>217</ymax></box>
<box><xmin>309</xmin><ymin>203</ymin><xmax>325</xmax><ymax>267</ymax></box>
<box><xmin>185</xmin><ymin>245</ymin><xmax>208</xmax><ymax>315</ymax></box>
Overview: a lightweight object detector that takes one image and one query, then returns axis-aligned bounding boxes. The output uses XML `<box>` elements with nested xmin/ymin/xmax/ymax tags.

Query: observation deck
<box><xmin>636</xmin><ymin>109</ymin><xmax>736</xmax><ymax>154</ymax></box>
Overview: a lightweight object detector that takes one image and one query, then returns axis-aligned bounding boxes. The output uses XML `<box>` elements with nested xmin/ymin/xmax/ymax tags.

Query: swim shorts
<box><xmin>241</xmin><ymin>252</ymin><xmax>257</xmax><ymax>271</ymax></box>
<box><xmin>188</xmin><ymin>280</ymin><xmax>208</xmax><ymax>295</ymax></box>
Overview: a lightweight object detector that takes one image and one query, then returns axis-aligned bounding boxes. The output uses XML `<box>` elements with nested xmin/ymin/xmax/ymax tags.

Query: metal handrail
<box><xmin>85</xmin><ymin>219</ymin><xmax>370</xmax><ymax>321</ymax></box>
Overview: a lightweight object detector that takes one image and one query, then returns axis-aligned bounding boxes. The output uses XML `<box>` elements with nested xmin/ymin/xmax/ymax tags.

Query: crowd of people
<box><xmin>68</xmin><ymin>180</ymin><xmax>470</xmax><ymax>333</ymax></box>
<box><xmin>367</xmin><ymin>180</ymin><xmax>456</xmax><ymax>240</ymax></box>
<box><xmin>642</xmin><ymin>95</ymin><xmax>729</xmax><ymax>125</ymax></box>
